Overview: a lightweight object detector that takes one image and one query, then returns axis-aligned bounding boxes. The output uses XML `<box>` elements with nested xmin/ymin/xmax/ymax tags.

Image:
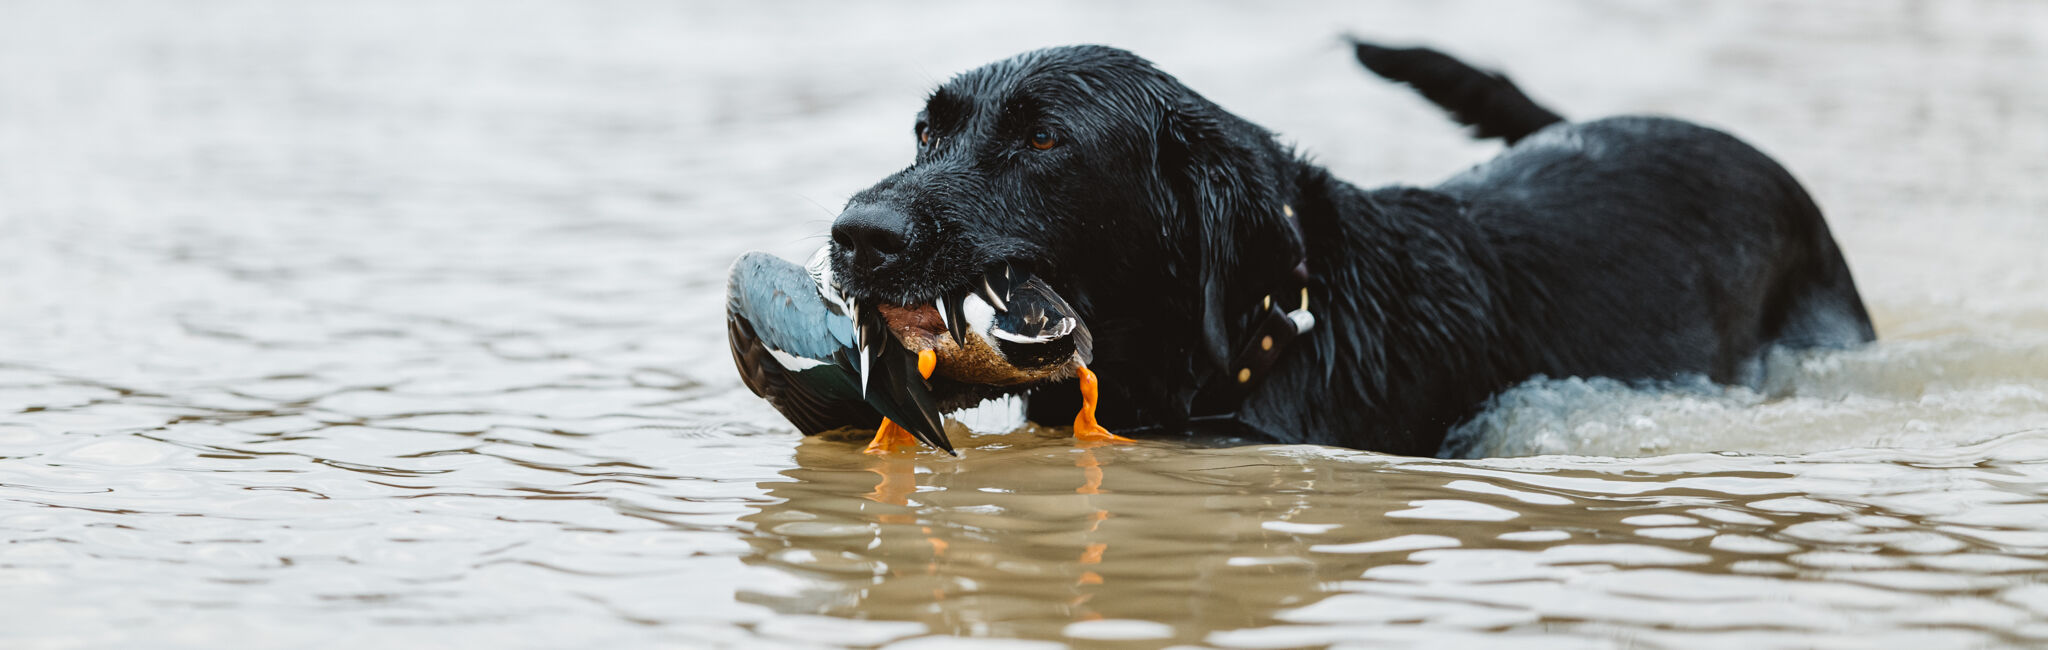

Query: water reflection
<box><xmin>741</xmin><ymin>431</ymin><xmax>1402</xmax><ymax>642</ymax></box>
<box><xmin>737</xmin><ymin>431</ymin><xmax>2048</xmax><ymax>646</ymax></box>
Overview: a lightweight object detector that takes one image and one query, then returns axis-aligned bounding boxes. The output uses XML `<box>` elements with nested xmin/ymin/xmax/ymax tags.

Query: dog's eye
<box><xmin>916</xmin><ymin>123</ymin><xmax>930</xmax><ymax>147</ymax></box>
<box><xmin>1028</xmin><ymin>130</ymin><xmax>1058</xmax><ymax>151</ymax></box>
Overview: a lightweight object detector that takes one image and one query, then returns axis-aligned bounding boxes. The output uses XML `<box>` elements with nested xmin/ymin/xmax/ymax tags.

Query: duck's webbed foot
<box><xmin>1072</xmin><ymin>365</ymin><xmax>1134</xmax><ymax>445</ymax></box>
<box><xmin>863</xmin><ymin>418</ymin><xmax>924</xmax><ymax>455</ymax></box>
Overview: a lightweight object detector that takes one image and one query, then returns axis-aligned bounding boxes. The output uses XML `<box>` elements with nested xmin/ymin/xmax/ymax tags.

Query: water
<box><xmin>3</xmin><ymin>1</ymin><xmax>2046</xmax><ymax>647</ymax></box>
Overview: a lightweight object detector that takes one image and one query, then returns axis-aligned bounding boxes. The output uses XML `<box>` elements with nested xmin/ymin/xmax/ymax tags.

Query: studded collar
<box><xmin>1189</xmin><ymin>203</ymin><xmax>1315</xmax><ymax>417</ymax></box>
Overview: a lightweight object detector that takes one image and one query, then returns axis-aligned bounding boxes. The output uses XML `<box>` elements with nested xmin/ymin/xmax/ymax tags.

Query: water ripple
<box><xmin>4</xmin><ymin>1</ymin><xmax>2048</xmax><ymax>648</ymax></box>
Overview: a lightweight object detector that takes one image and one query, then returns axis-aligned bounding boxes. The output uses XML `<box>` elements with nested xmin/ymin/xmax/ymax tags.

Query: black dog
<box><xmin>826</xmin><ymin>42</ymin><xmax>1874</xmax><ymax>456</ymax></box>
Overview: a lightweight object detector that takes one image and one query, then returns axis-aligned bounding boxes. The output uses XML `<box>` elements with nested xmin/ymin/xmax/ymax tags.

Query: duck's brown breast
<box><xmin>876</xmin><ymin>302</ymin><xmax>1073</xmax><ymax>386</ymax></box>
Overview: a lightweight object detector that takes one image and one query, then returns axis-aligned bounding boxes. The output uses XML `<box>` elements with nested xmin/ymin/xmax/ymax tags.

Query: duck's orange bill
<box><xmin>917</xmin><ymin>349</ymin><xmax>936</xmax><ymax>380</ymax></box>
<box><xmin>864</xmin><ymin>418</ymin><xmax>923</xmax><ymax>455</ymax></box>
<box><xmin>1073</xmin><ymin>366</ymin><xmax>1134</xmax><ymax>445</ymax></box>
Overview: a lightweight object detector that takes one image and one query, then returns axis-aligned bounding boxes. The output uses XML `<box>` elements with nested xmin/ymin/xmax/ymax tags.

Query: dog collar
<box><xmin>1191</xmin><ymin>203</ymin><xmax>1315</xmax><ymax>415</ymax></box>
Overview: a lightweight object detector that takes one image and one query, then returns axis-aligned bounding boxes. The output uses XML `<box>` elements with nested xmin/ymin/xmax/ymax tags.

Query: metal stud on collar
<box><xmin>1289</xmin><ymin>287</ymin><xmax>1315</xmax><ymax>334</ymax></box>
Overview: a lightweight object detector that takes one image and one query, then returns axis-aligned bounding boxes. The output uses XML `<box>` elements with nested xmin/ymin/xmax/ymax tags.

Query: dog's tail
<box><xmin>1348</xmin><ymin>38</ymin><xmax>1564</xmax><ymax>144</ymax></box>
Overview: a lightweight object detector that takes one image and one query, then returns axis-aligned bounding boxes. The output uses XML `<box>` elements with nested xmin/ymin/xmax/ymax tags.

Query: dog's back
<box><xmin>1341</xmin><ymin>41</ymin><xmax>1874</xmax><ymax>440</ymax></box>
<box><xmin>1440</xmin><ymin>117</ymin><xmax>1873</xmax><ymax>381</ymax></box>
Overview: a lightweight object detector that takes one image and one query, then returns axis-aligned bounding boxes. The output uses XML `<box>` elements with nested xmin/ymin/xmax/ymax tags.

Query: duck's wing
<box><xmin>727</xmin><ymin>252</ymin><xmax>880</xmax><ymax>435</ymax></box>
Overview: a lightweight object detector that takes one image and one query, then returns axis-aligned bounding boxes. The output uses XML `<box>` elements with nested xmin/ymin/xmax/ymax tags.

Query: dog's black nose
<box><xmin>831</xmin><ymin>204</ymin><xmax>911</xmax><ymax>271</ymax></box>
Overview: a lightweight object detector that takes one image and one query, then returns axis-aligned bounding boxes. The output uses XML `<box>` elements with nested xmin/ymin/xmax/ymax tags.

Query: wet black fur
<box><xmin>829</xmin><ymin>43</ymin><xmax>1874</xmax><ymax>456</ymax></box>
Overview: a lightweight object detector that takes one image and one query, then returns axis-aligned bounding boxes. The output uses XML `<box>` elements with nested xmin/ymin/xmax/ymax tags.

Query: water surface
<box><xmin>3</xmin><ymin>1</ymin><xmax>2047</xmax><ymax>648</ymax></box>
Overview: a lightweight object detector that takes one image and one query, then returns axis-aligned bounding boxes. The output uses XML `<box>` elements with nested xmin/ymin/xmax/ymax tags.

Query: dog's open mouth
<box><xmin>871</xmin><ymin>262</ymin><xmax>1092</xmax><ymax>387</ymax></box>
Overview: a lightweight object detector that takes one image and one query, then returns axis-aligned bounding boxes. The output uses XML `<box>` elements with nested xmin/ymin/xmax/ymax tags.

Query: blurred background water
<box><xmin>2</xmin><ymin>1</ymin><xmax>2046</xmax><ymax>648</ymax></box>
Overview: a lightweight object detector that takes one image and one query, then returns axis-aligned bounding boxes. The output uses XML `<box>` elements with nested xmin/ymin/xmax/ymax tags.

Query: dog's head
<box><xmin>830</xmin><ymin>46</ymin><xmax>1307</xmax><ymax>416</ymax></box>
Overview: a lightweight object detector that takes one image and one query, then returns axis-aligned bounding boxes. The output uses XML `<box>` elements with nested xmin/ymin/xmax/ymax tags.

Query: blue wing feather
<box><xmin>728</xmin><ymin>252</ymin><xmax>850</xmax><ymax>363</ymax></box>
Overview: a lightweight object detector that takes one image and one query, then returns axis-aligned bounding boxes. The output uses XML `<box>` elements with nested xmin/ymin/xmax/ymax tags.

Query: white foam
<box><xmin>1449</xmin><ymin>334</ymin><xmax>2048</xmax><ymax>458</ymax></box>
<box><xmin>947</xmin><ymin>393</ymin><xmax>1026</xmax><ymax>435</ymax></box>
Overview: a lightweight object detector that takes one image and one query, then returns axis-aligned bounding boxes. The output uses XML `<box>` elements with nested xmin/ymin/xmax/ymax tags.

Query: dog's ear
<box><xmin>1154</xmin><ymin>98</ymin><xmax>1296</xmax><ymax>375</ymax></box>
<box><xmin>1153</xmin><ymin>101</ymin><xmax>1228</xmax><ymax>372</ymax></box>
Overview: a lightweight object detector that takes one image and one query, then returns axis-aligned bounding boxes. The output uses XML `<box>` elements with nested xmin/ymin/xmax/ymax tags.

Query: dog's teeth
<box><xmin>856</xmin><ymin>343</ymin><xmax>871</xmax><ymax>397</ymax></box>
<box><xmin>987</xmin><ymin>263</ymin><xmax>1017</xmax><ymax>304</ymax></box>
<box><xmin>979</xmin><ymin>276</ymin><xmax>1008</xmax><ymax>312</ymax></box>
<box><xmin>944</xmin><ymin>292</ymin><xmax>970</xmax><ymax>347</ymax></box>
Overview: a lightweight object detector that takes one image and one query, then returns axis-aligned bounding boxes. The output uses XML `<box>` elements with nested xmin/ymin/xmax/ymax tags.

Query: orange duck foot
<box><xmin>863</xmin><ymin>418</ymin><xmax>924</xmax><ymax>455</ymax></box>
<box><xmin>858</xmin><ymin>351</ymin><xmax>944</xmax><ymax>456</ymax></box>
<box><xmin>1073</xmin><ymin>366</ymin><xmax>1135</xmax><ymax>445</ymax></box>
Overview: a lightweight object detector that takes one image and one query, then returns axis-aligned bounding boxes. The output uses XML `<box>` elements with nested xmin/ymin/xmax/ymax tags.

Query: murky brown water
<box><xmin>4</xmin><ymin>1</ymin><xmax>2047</xmax><ymax>648</ymax></box>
